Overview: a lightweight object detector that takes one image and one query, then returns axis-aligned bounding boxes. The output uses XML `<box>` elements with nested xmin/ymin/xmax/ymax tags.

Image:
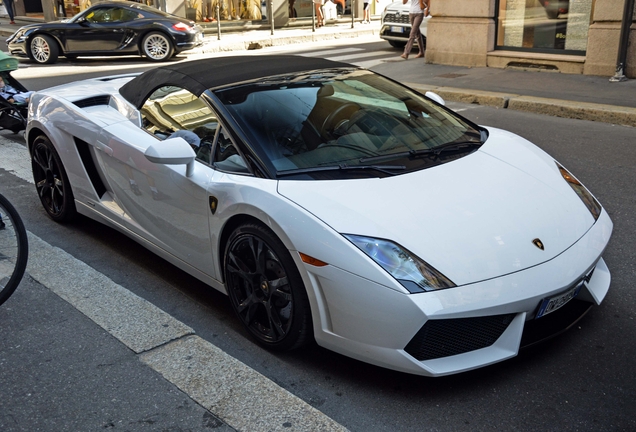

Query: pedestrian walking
<box><xmin>362</xmin><ymin>0</ymin><xmax>378</xmax><ymax>23</ymax></box>
<box><xmin>4</xmin><ymin>0</ymin><xmax>16</xmax><ymax>24</ymax></box>
<box><xmin>313</xmin><ymin>0</ymin><xmax>324</xmax><ymax>27</ymax></box>
<box><xmin>400</xmin><ymin>0</ymin><xmax>427</xmax><ymax>60</ymax></box>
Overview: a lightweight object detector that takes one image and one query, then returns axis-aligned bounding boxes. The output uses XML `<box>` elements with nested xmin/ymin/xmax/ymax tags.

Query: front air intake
<box><xmin>404</xmin><ymin>314</ymin><xmax>515</xmax><ymax>361</ymax></box>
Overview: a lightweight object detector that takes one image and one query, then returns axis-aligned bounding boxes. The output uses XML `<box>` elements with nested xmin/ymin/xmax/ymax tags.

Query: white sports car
<box><xmin>27</xmin><ymin>56</ymin><xmax>612</xmax><ymax>376</ymax></box>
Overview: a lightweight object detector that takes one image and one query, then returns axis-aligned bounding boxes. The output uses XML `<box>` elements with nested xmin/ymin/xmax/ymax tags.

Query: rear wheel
<box><xmin>31</xmin><ymin>135</ymin><xmax>76</xmax><ymax>222</ymax></box>
<box><xmin>224</xmin><ymin>223</ymin><xmax>312</xmax><ymax>351</ymax></box>
<box><xmin>28</xmin><ymin>34</ymin><xmax>59</xmax><ymax>64</ymax></box>
<box><xmin>142</xmin><ymin>32</ymin><xmax>174</xmax><ymax>61</ymax></box>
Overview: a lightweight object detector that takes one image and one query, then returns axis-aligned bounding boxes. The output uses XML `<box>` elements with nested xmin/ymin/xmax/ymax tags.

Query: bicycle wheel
<box><xmin>0</xmin><ymin>193</ymin><xmax>28</xmax><ymax>306</ymax></box>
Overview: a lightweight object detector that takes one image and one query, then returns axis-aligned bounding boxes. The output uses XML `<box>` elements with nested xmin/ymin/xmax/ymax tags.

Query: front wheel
<box><xmin>142</xmin><ymin>32</ymin><xmax>174</xmax><ymax>61</ymax></box>
<box><xmin>224</xmin><ymin>223</ymin><xmax>312</xmax><ymax>351</ymax></box>
<box><xmin>28</xmin><ymin>34</ymin><xmax>59</xmax><ymax>64</ymax></box>
<box><xmin>31</xmin><ymin>135</ymin><xmax>77</xmax><ymax>222</ymax></box>
<box><xmin>0</xmin><ymin>193</ymin><xmax>28</xmax><ymax>306</ymax></box>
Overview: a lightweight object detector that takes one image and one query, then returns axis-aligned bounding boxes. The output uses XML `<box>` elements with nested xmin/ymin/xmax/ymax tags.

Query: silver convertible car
<box><xmin>27</xmin><ymin>56</ymin><xmax>612</xmax><ymax>376</ymax></box>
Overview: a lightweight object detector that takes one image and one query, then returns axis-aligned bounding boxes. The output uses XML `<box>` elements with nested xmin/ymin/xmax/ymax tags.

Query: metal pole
<box><xmin>351</xmin><ymin>0</ymin><xmax>355</xmax><ymax>28</ymax></box>
<box><xmin>610</xmin><ymin>0</ymin><xmax>635</xmax><ymax>82</ymax></box>
<box><xmin>270</xmin><ymin>0</ymin><xmax>275</xmax><ymax>35</ymax></box>
<box><xmin>312</xmin><ymin>1</ymin><xmax>316</xmax><ymax>32</ymax></box>
<box><xmin>217</xmin><ymin>5</ymin><xmax>221</xmax><ymax>40</ymax></box>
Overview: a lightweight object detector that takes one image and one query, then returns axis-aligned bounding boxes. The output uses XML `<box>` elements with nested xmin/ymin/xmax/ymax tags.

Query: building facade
<box><xmin>425</xmin><ymin>0</ymin><xmax>636</xmax><ymax>77</ymax></box>
<box><xmin>12</xmin><ymin>0</ymin><xmax>372</xmax><ymax>26</ymax></box>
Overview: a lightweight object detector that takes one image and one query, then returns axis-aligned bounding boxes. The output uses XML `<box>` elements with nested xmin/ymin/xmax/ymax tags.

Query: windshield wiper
<box><xmin>409</xmin><ymin>141</ymin><xmax>482</xmax><ymax>158</ymax></box>
<box><xmin>359</xmin><ymin>141</ymin><xmax>481</xmax><ymax>164</ymax></box>
<box><xmin>276</xmin><ymin>164</ymin><xmax>406</xmax><ymax>177</ymax></box>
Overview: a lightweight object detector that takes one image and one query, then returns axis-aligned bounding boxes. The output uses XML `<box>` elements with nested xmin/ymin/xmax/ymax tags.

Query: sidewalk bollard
<box><xmin>270</xmin><ymin>0</ymin><xmax>274</xmax><ymax>35</ymax></box>
<box><xmin>216</xmin><ymin>5</ymin><xmax>221</xmax><ymax>40</ymax></box>
<box><xmin>312</xmin><ymin>2</ymin><xmax>316</xmax><ymax>32</ymax></box>
<box><xmin>351</xmin><ymin>0</ymin><xmax>355</xmax><ymax>28</ymax></box>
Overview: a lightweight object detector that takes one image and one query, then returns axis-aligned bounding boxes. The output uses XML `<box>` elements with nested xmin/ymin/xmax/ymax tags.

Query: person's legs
<box><xmin>411</xmin><ymin>13</ymin><xmax>425</xmax><ymax>57</ymax></box>
<box><xmin>230</xmin><ymin>0</ymin><xmax>240</xmax><ymax>19</ymax></box>
<box><xmin>5</xmin><ymin>0</ymin><xmax>15</xmax><ymax>23</ymax></box>
<box><xmin>402</xmin><ymin>13</ymin><xmax>422</xmax><ymax>59</ymax></box>
<box><xmin>315</xmin><ymin>2</ymin><xmax>323</xmax><ymax>25</ymax></box>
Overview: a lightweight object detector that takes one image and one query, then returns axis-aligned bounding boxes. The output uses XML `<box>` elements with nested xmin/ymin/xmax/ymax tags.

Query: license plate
<box><xmin>536</xmin><ymin>282</ymin><xmax>583</xmax><ymax>319</ymax></box>
<box><xmin>391</xmin><ymin>26</ymin><xmax>403</xmax><ymax>33</ymax></box>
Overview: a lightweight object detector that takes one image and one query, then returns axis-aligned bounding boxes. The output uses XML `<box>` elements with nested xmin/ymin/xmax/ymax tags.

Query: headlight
<box><xmin>343</xmin><ymin>235</ymin><xmax>455</xmax><ymax>293</ymax></box>
<box><xmin>557</xmin><ymin>163</ymin><xmax>601</xmax><ymax>220</ymax></box>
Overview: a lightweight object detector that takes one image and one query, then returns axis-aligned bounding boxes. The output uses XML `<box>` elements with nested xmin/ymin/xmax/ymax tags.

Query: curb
<box><xmin>407</xmin><ymin>83</ymin><xmax>636</xmax><ymax>128</ymax></box>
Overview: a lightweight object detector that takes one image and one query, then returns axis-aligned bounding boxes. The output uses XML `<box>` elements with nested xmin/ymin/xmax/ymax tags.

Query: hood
<box><xmin>277</xmin><ymin>128</ymin><xmax>597</xmax><ymax>286</ymax></box>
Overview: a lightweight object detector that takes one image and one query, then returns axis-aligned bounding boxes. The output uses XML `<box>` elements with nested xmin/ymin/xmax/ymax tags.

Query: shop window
<box><xmin>496</xmin><ymin>0</ymin><xmax>593</xmax><ymax>53</ymax></box>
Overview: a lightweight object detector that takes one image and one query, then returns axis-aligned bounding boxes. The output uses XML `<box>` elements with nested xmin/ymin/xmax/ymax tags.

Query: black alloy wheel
<box><xmin>31</xmin><ymin>135</ymin><xmax>76</xmax><ymax>222</ymax></box>
<box><xmin>224</xmin><ymin>223</ymin><xmax>312</xmax><ymax>351</ymax></box>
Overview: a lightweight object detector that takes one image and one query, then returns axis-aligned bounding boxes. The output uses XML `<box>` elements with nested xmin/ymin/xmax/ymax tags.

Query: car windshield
<box><xmin>214</xmin><ymin>68</ymin><xmax>483</xmax><ymax>180</ymax></box>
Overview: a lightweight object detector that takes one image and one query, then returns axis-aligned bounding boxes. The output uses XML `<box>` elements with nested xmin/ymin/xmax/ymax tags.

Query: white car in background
<box><xmin>380</xmin><ymin>1</ymin><xmax>431</xmax><ymax>48</ymax></box>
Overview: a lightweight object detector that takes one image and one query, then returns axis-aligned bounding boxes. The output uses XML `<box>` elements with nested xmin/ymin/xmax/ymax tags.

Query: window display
<box><xmin>496</xmin><ymin>0</ymin><xmax>593</xmax><ymax>53</ymax></box>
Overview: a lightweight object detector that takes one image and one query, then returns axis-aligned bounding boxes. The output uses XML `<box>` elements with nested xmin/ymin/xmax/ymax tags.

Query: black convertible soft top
<box><xmin>119</xmin><ymin>55</ymin><xmax>352</xmax><ymax>109</ymax></box>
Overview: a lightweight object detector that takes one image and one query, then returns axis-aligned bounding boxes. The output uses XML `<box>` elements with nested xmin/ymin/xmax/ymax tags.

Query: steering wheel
<box><xmin>321</xmin><ymin>103</ymin><xmax>360</xmax><ymax>139</ymax></box>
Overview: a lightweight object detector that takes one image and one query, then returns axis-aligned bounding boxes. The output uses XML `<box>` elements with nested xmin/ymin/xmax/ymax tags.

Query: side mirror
<box><xmin>145</xmin><ymin>137</ymin><xmax>196</xmax><ymax>177</ymax></box>
<box><xmin>425</xmin><ymin>91</ymin><xmax>446</xmax><ymax>106</ymax></box>
<box><xmin>76</xmin><ymin>16</ymin><xmax>88</xmax><ymax>25</ymax></box>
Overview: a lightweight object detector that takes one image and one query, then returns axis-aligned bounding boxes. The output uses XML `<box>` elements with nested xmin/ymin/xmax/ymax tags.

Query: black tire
<box><xmin>223</xmin><ymin>222</ymin><xmax>312</xmax><ymax>351</ymax></box>
<box><xmin>389</xmin><ymin>40</ymin><xmax>406</xmax><ymax>49</ymax></box>
<box><xmin>31</xmin><ymin>135</ymin><xmax>77</xmax><ymax>222</ymax></box>
<box><xmin>28</xmin><ymin>34</ymin><xmax>59</xmax><ymax>64</ymax></box>
<box><xmin>141</xmin><ymin>32</ymin><xmax>174</xmax><ymax>62</ymax></box>
<box><xmin>0</xmin><ymin>193</ymin><xmax>28</xmax><ymax>306</ymax></box>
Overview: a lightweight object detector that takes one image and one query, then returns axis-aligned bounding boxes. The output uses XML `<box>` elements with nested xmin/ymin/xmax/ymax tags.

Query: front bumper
<box><xmin>379</xmin><ymin>23</ymin><xmax>411</xmax><ymax>42</ymax></box>
<box><xmin>303</xmin><ymin>208</ymin><xmax>612</xmax><ymax>376</ymax></box>
<box><xmin>7</xmin><ymin>39</ymin><xmax>28</xmax><ymax>58</ymax></box>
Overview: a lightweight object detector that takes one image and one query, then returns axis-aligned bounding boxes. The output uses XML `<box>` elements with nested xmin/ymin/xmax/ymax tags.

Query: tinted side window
<box><xmin>120</xmin><ymin>9</ymin><xmax>142</xmax><ymax>22</ymax></box>
<box><xmin>86</xmin><ymin>7</ymin><xmax>120</xmax><ymax>23</ymax></box>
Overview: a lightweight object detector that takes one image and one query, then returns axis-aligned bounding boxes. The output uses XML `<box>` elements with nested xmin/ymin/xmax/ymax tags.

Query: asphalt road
<box><xmin>1</xmin><ymin>40</ymin><xmax>635</xmax><ymax>431</ymax></box>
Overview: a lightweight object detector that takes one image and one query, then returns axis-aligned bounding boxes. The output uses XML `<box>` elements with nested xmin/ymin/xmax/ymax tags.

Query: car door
<box><xmin>65</xmin><ymin>6</ymin><xmax>130</xmax><ymax>52</ymax></box>
<box><xmin>96</xmin><ymin>86</ymin><xmax>221</xmax><ymax>276</ymax></box>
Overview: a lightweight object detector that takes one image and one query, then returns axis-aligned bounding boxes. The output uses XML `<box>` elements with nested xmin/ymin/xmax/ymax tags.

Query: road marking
<box><xmin>0</xmin><ymin>136</ymin><xmax>347</xmax><ymax>432</ymax></box>
<box><xmin>299</xmin><ymin>47</ymin><xmax>363</xmax><ymax>57</ymax></box>
<box><xmin>353</xmin><ymin>58</ymin><xmax>395</xmax><ymax>69</ymax></box>
<box><xmin>327</xmin><ymin>51</ymin><xmax>393</xmax><ymax>62</ymax></box>
<box><xmin>298</xmin><ymin>50</ymin><xmax>395</xmax><ymax>68</ymax></box>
